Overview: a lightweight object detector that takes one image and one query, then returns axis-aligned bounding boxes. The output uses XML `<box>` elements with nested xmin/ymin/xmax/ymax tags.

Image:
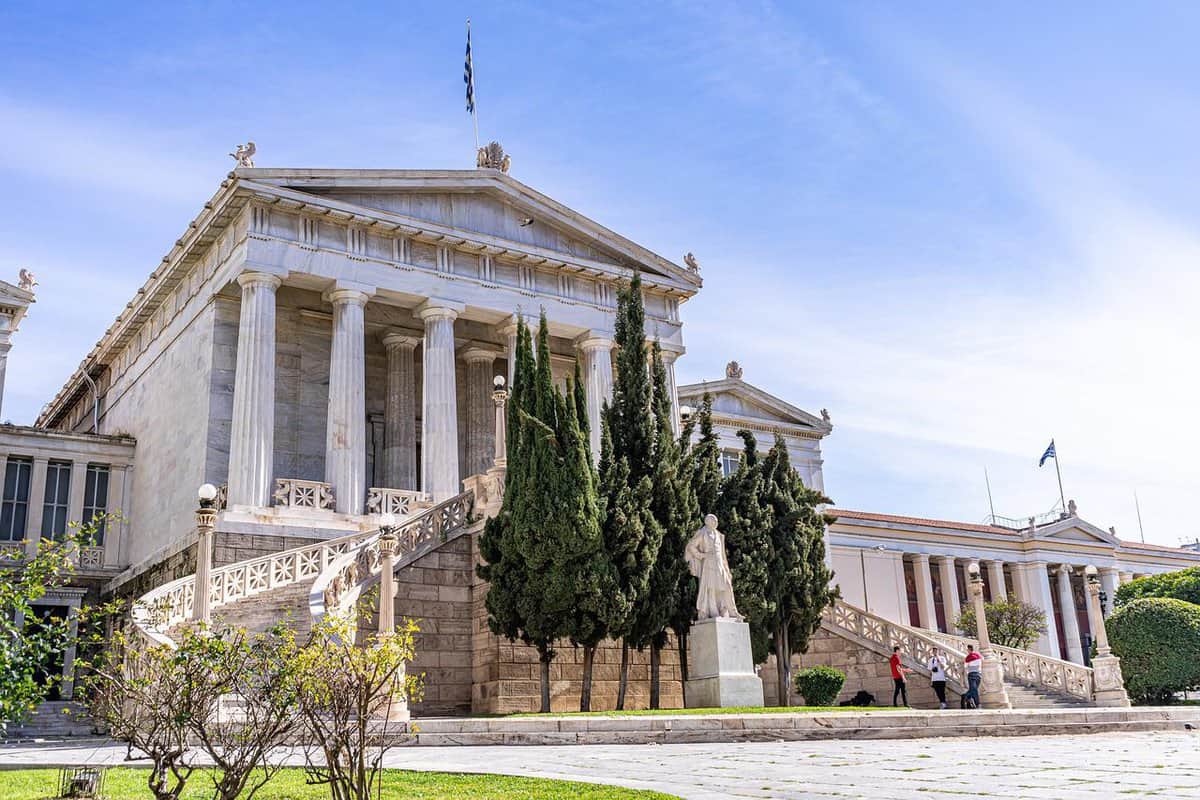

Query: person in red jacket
<box><xmin>963</xmin><ymin>644</ymin><xmax>984</xmax><ymax>708</ymax></box>
<box><xmin>889</xmin><ymin>646</ymin><xmax>910</xmax><ymax>707</ymax></box>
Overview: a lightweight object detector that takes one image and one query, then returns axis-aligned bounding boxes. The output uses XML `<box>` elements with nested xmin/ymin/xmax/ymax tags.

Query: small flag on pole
<box><xmin>1038</xmin><ymin>440</ymin><xmax>1056</xmax><ymax>467</ymax></box>
<box><xmin>464</xmin><ymin>22</ymin><xmax>476</xmax><ymax>114</ymax></box>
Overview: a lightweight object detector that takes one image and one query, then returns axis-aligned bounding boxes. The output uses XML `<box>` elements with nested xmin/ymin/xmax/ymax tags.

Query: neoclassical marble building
<box><xmin>12</xmin><ymin>154</ymin><xmax>1200</xmax><ymax>713</ymax></box>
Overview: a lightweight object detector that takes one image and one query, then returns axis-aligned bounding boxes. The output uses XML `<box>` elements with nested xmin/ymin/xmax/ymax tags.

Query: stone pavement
<box><xmin>2</xmin><ymin>732</ymin><xmax>1199</xmax><ymax>798</ymax></box>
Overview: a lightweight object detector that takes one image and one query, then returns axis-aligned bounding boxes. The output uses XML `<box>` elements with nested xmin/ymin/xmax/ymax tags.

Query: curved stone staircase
<box><xmin>824</xmin><ymin>600</ymin><xmax>1099</xmax><ymax>709</ymax></box>
<box><xmin>132</xmin><ymin>490</ymin><xmax>476</xmax><ymax>650</ymax></box>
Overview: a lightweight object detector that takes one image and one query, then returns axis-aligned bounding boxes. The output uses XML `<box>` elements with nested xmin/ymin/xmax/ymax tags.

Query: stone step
<box><xmin>3</xmin><ymin>702</ymin><xmax>97</xmax><ymax>740</ymax></box>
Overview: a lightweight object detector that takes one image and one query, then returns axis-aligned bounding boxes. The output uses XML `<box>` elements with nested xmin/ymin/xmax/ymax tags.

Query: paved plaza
<box><xmin>3</xmin><ymin>731</ymin><xmax>1198</xmax><ymax>798</ymax></box>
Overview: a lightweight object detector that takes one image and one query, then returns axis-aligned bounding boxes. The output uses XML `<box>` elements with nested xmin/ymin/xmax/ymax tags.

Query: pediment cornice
<box><xmin>679</xmin><ymin>377</ymin><xmax>832</xmax><ymax>436</ymax></box>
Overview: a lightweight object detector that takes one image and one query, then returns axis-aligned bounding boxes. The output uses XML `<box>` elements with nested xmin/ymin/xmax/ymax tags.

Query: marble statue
<box><xmin>229</xmin><ymin>141</ymin><xmax>256</xmax><ymax>168</ymax></box>
<box><xmin>17</xmin><ymin>269</ymin><xmax>37</xmax><ymax>291</ymax></box>
<box><xmin>684</xmin><ymin>252</ymin><xmax>701</xmax><ymax>273</ymax></box>
<box><xmin>685</xmin><ymin>514</ymin><xmax>741</xmax><ymax>620</ymax></box>
<box><xmin>725</xmin><ymin>360</ymin><xmax>743</xmax><ymax>380</ymax></box>
<box><xmin>477</xmin><ymin>141</ymin><xmax>511</xmax><ymax>174</ymax></box>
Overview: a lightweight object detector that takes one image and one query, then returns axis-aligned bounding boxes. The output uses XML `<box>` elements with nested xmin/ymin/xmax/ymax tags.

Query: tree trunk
<box><xmin>615</xmin><ymin>639</ymin><xmax>630</xmax><ymax>710</ymax></box>
<box><xmin>580</xmin><ymin>645</ymin><xmax>595</xmax><ymax>712</ymax></box>
<box><xmin>649</xmin><ymin>640</ymin><xmax>661</xmax><ymax>709</ymax></box>
<box><xmin>775</xmin><ymin>622</ymin><xmax>790</xmax><ymax>707</ymax></box>
<box><xmin>678</xmin><ymin>630</ymin><xmax>689</xmax><ymax>706</ymax></box>
<box><xmin>539</xmin><ymin>647</ymin><xmax>552</xmax><ymax>713</ymax></box>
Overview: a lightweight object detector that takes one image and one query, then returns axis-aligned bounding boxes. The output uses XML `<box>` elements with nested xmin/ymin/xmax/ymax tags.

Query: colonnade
<box><xmin>224</xmin><ymin>273</ymin><xmax>631</xmax><ymax>513</ymax></box>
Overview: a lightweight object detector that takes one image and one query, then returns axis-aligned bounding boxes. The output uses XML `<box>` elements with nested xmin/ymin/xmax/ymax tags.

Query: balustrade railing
<box><xmin>273</xmin><ymin>478</ymin><xmax>335</xmax><ymax>510</ymax></box>
<box><xmin>365</xmin><ymin>487</ymin><xmax>431</xmax><ymax>517</ymax></box>
<box><xmin>917</xmin><ymin>628</ymin><xmax>1094</xmax><ymax>701</ymax></box>
<box><xmin>310</xmin><ymin>490</ymin><xmax>474</xmax><ymax>624</ymax></box>
<box><xmin>826</xmin><ymin>601</ymin><xmax>969</xmax><ymax>692</ymax></box>
<box><xmin>130</xmin><ymin>529</ymin><xmax>373</xmax><ymax>648</ymax></box>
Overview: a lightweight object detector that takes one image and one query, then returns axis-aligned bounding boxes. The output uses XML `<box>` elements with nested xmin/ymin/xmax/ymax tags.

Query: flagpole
<box><xmin>467</xmin><ymin>19</ymin><xmax>480</xmax><ymax>153</ymax></box>
<box><xmin>1134</xmin><ymin>490</ymin><xmax>1146</xmax><ymax>543</ymax></box>
<box><xmin>984</xmin><ymin>467</ymin><xmax>997</xmax><ymax>524</ymax></box>
<box><xmin>1053</xmin><ymin>440</ymin><xmax>1067</xmax><ymax>514</ymax></box>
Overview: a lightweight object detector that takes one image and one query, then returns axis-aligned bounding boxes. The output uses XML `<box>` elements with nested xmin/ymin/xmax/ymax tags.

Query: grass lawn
<box><xmin>0</xmin><ymin>767</ymin><xmax>676</xmax><ymax>799</ymax></box>
<box><xmin>512</xmin><ymin>705</ymin><xmax>880</xmax><ymax>717</ymax></box>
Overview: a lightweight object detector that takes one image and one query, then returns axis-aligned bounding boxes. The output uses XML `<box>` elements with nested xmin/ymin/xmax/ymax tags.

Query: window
<box><xmin>41</xmin><ymin>461</ymin><xmax>71</xmax><ymax>541</ymax></box>
<box><xmin>720</xmin><ymin>451</ymin><xmax>740</xmax><ymax>477</ymax></box>
<box><xmin>82</xmin><ymin>464</ymin><xmax>110</xmax><ymax>544</ymax></box>
<box><xmin>0</xmin><ymin>458</ymin><xmax>32</xmax><ymax>542</ymax></box>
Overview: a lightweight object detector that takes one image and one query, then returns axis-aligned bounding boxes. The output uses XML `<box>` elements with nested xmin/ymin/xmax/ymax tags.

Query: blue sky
<box><xmin>2</xmin><ymin>2</ymin><xmax>1198</xmax><ymax>546</ymax></box>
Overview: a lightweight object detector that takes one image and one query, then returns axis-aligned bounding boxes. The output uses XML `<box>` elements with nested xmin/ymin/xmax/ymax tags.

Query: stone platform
<box><xmin>399</xmin><ymin>706</ymin><xmax>1200</xmax><ymax>746</ymax></box>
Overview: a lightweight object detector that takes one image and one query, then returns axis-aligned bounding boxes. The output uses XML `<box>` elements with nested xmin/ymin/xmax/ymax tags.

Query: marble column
<box><xmin>1099</xmin><ymin>567</ymin><xmax>1121</xmax><ymax>616</ymax></box>
<box><xmin>935</xmin><ymin>556</ymin><xmax>961</xmax><ymax>632</ymax></box>
<box><xmin>418</xmin><ymin>299</ymin><xmax>463</xmax><ymax>501</ymax></box>
<box><xmin>576</xmin><ymin>331</ymin><xmax>614</xmax><ymax>463</ymax></box>
<box><xmin>462</xmin><ymin>346</ymin><xmax>498</xmax><ymax>477</ymax></box>
<box><xmin>1011</xmin><ymin>561</ymin><xmax>1062</xmax><ymax>659</ymax></box>
<box><xmin>227</xmin><ymin>272</ymin><xmax>281</xmax><ymax>508</ymax></box>
<box><xmin>1119</xmin><ymin>571</ymin><xmax>1135</xmax><ymax>585</ymax></box>
<box><xmin>1056</xmin><ymin>565</ymin><xmax>1084</xmax><ymax>664</ymax></box>
<box><xmin>499</xmin><ymin>317</ymin><xmax>519</xmax><ymax>391</ymax></box>
<box><xmin>0</xmin><ymin>340</ymin><xmax>10</xmax><ymax>421</ymax></box>
<box><xmin>986</xmin><ymin>560</ymin><xmax>1008</xmax><ymax>602</ymax></box>
<box><xmin>660</xmin><ymin>348</ymin><xmax>682</xmax><ymax>435</ymax></box>
<box><xmin>381</xmin><ymin>332</ymin><xmax>419</xmax><ymax>491</ymax></box>
<box><xmin>325</xmin><ymin>287</ymin><xmax>370</xmax><ymax>515</ymax></box>
<box><xmin>911</xmin><ymin>554</ymin><xmax>937</xmax><ymax>631</ymax></box>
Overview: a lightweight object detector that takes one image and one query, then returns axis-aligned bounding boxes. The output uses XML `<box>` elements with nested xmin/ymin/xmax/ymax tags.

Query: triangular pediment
<box><xmin>239</xmin><ymin>169</ymin><xmax>700</xmax><ymax>292</ymax></box>
<box><xmin>678</xmin><ymin>377</ymin><xmax>832</xmax><ymax>436</ymax></box>
<box><xmin>1033</xmin><ymin>517</ymin><xmax>1120</xmax><ymax>546</ymax></box>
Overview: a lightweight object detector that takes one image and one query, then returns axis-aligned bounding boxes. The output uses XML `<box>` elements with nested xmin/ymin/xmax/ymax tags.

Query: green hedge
<box><xmin>794</xmin><ymin>666</ymin><xmax>845</xmax><ymax>706</ymax></box>
<box><xmin>1107</xmin><ymin>597</ymin><xmax>1200</xmax><ymax>704</ymax></box>
<box><xmin>1115</xmin><ymin>567</ymin><xmax>1200</xmax><ymax>608</ymax></box>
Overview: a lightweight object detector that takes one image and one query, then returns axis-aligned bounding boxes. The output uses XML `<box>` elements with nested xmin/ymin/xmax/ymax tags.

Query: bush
<box><xmin>1107</xmin><ymin>597</ymin><xmax>1200</xmax><ymax>704</ymax></box>
<box><xmin>794</xmin><ymin>666</ymin><xmax>845</xmax><ymax>706</ymax></box>
<box><xmin>1115</xmin><ymin>567</ymin><xmax>1200</xmax><ymax>608</ymax></box>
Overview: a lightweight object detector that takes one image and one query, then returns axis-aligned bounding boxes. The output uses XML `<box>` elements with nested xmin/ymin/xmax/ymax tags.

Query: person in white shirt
<box><xmin>927</xmin><ymin>650</ymin><xmax>949</xmax><ymax>709</ymax></box>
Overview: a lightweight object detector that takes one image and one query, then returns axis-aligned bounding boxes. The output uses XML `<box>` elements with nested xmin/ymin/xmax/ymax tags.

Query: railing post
<box><xmin>192</xmin><ymin>484</ymin><xmax>219</xmax><ymax>627</ymax></box>
<box><xmin>967</xmin><ymin>561</ymin><xmax>1011</xmax><ymax>709</ymax></box>
<box><xmin>1083</xmin><ymin>565</ymin><xmax>1131</xmax><ymax>706</ymax></box>
<box><xmin>377</xmin><ymin>514</ymin><xmax>397</xmax><ymax>638</ymax></box>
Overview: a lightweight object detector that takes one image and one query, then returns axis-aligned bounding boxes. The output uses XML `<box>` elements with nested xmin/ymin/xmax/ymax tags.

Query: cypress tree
<box><xmin>599</xmin><ymin>274</ymin><xmax>663</xmax><ymax>709</ymax></box>
<box><xmin>630</xmin><ymin>341</ymin><xmax>700</xmax><ymax>708</ymax></box>
<box><xmin>691</xmin><ymin>393</ymin><xmax>723</xmax><ymax>518</ymax></box>
<box><xmin>716</xmin><ymin>430</ymin><xmax>776</xmax><ymax>664</ymax></box>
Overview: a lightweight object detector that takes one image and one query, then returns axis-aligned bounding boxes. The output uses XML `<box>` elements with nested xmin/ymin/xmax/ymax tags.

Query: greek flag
<box><xmin>1039</xmin><ymin>440</ymin><xmax>1056</xmax><ymax>467</ymax></box>
<box><xmin>464</xmin><ymin>23</ymin><xmax>476</xmax><ymax>114</ymax></box>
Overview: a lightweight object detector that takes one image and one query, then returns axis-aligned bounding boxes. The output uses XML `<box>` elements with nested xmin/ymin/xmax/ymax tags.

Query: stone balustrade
<box><xmin>925</xmin><ymin>628</ymin><xmax>1094</xmax><ymax>702</ymax></box>
<box><xmin>272</xmin><ymin>478</ymin><xmax>335</xmax><ymax>511</ymax></box>
<box><xmin>365</xmin><ymin>487</ymin><xmax>431</xmax><ymax>517</ymax></box>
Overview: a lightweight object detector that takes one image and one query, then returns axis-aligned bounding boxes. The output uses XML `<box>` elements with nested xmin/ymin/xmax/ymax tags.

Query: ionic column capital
<box><xmin>381</xmin><ymin>331</ymin><xmax>421</xmax><ymax>351</ymax></box>
<box><xmin>1057</xmin><ymin>563</ymin><xmax>1076</xmax><ymax>576</ymax></box>
<box><xmin>416</xmin><ymin>298</ymin><xmax>465</xmax><ymax>323</ymax></box>
<box><xmin>460</xmin><ymin>343</ymin><xmax>503</xmax><ymax>364</ymax></box>
<box><xmin>325</xmin><ymin>286</ymin><xmax>372</xmax><ymax>307</ymax></box>
<box><xmin>911</xmin><ymin>552</ymin><xmax>931</xmax><ymax>565</ymax></box>
<box><xmin>575</xmin><ymin>330</ymin><xmax>615</xmax><ymax>352</ymax></box>
<box><xmin>236</xmin><ymin>271</ymin><xmax>283</xmax><ymax>291</ymax></box>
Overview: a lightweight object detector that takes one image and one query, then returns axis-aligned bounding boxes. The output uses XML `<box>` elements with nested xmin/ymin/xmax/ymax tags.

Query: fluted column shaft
<box><xmin>419</xmin><ymin>301</ymin><xmax>462</xmax><ymax>501</ymax></box>
<box><xmin>986</xmin><ymin>560</ymin><xmax>1007</xmax><ymax>601</ymax></box>
<box><xmin>1056</xmin><ymin>565</ymin><xmax>1084</xmax><ymax>663</ymax></box>
<box><xmin>661</xmin><ymin>350</ymin><xmax>681</xmax><ymax>435</ymax></box>
<box><xmin>935</xmin><ymin>555</ymin><xmax>961</xmax><ymax>632</ymax></box>
<box><xmin>463</xmin><ymin>348</ymin><xmax>497</xmax><ymax>478</ymax></box>
<box><xmin>325</xmin><ymin>288</ymin><xmax>370</xmax><ymax>514</ymax></box>
<box><xmin>1099</xmin><ymin>567</ymin><xmax>1121</xmax><ymax>615</ymax></box>
<box><xmin>911</xmin><ymin>554</ymin><xmax>937</xmax><ymax>631</ymax></box>
<box><xmin>228</xmin><ymin>272</ymin><xmax>281</xmax><ymax>507</ymax></box>
<box><xmin>500</xmin><ymin>319</ymin><xmax>519</xmax><ymax>391</ymax></box>
<box><xmin>577</xmin><ymin>333</ymin><xmax>614</xmax><ymax>463</ymax></box>
<box><xmin>382</xmin><ymin>333</ymin><xmax>418</xmax><ymax>490</ymax></box>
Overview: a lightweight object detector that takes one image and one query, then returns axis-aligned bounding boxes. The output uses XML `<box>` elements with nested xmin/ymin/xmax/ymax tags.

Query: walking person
<box><xmin>889</xmin><ymin>646</ymin><xmax>910</xmax><ymax>707</ymax></box>
<box><xmin>927</xmin><ymin>649</ymin><xmax>949</xmax><ymax>709</ymax></box>
<box><xmin>963</xmin><ymin>644</ymin><xmax>983</xmax><ymax>708</ymax></box>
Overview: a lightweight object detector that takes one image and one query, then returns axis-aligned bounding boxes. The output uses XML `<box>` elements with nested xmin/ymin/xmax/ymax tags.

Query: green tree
<box><xmin>1107</xmin><ymin>597</ymin><xmax>1200</xmax><ymax>704</ymax></box>
<box><xmin>1115</xmin><ymin>567</ymin><xmax>1200</xmax><ymax>608</ymax></box>
<box><xmin>599</xmin><ymin>275</ymin><xmax>664</xmax><ymax>709</ymax></box>
<box><xmin>629</xmin><ymin>341</ymin><xmax>701</xmax><ymax>708</ymax></box>
<box><xmin>716</xmin><ymin>430</ymin><xmax>775</xmax><ymax>664</ymax></box>
<box><xmin>759</xmin><ymin>436</ymin><xmax>837</xmax><ymax>706</ymax></box>
<box><xmin>955</xmin><ymin>600</ymin><xmax>1048</xmax><ymax>650</ymax></box>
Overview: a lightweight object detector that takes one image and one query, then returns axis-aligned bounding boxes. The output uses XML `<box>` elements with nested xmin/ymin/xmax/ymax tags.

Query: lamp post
<box><xmin>492</xmin><ymin>375</ymin><xmax>508</xmax><ymax>466</ymax></box>
<box><xmin>1083</xmin><ymin>564</ymin><xmax>1131</xmax><ymax>706</ymax></box>
<box><xmin>967</xmin><ymin>560</ymin><xmax>1011</xmax><ymax>708</ymax></box>
<box><xmin>377</xmin><ymin>512</ymin><xmax>397</xmax><ymax>638</ymax></box>
<box><xmin>192</xmin><ymin>483</ymin><xmax>219</xmax><ymax>626</ymax></box>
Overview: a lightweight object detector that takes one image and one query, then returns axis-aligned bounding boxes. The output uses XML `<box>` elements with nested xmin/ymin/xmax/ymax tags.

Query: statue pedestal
<box><xmin>1090</xmin><ymin>654</ymin><xmax>1132</xmax><ymax>707</ymax></box>
<box><xmin>684</xmin><ymin>617</ymin><xmax>764</xmax><ymax>708</ymax></box>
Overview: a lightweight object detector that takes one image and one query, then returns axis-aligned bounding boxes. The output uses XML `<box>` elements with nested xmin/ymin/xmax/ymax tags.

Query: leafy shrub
<box><xmin>955</xmin><ymin>600</ymin><xmax>1048</xmax><ymax>650</ymax></box>
<box><xmin>1107</xmin><ymin>597</ymin><xmax>1200</xmax><ymax>704</ymax></box>
<box><xmin>1115</xmin><ymin>567</ymin><xmax>1200</xmax><ymax>608</ymax></box>
<box><xmin>794</xmin><ymin>666</ymin><xmax>845</xmax><ymax>706</ymax></box>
